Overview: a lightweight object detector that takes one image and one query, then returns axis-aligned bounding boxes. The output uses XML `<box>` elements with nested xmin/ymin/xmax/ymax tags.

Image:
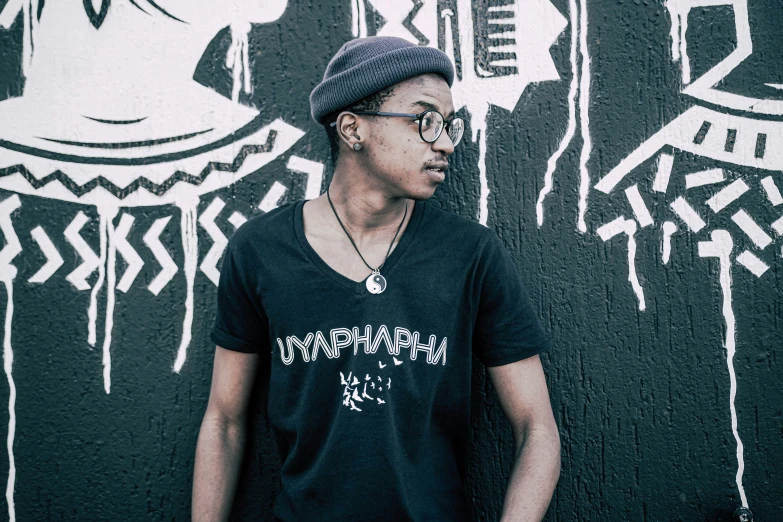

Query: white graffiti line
<box><xmin>685</xmin><ymin>168</ymin><xmax>725</xmax><ymax>189</ymax></box>
<box><xmin>577</xmin><ymin>0</ymin><xmax>591</xmax><ymax>233</ymax></box>
<box><xmin>706</xmin><ymin>179</ymin><xmax>749</xmax><ymax>214</ymax></box>
<box><xmin>287</xmin><ymin>156</ymin><xmax>325</xmax><ymax>200</ymax></box>
<box><xmin>368</xmin><ymin>0</ymin><xmax>436</xmax><ymax>45</ymax></box>
<box><xmin>174</xmin><ymin>198</ymin><xmax>199</xmax><ymax>374</ymax></box>
<box><xmin>228</xmin><ymin>212</ymin><xmax>248</xmax><ymax>229</ymax></box>
<box><xmin>143</xmin><ymin>216</ymin><xmax>178</xmax><ymax>296</ymax></box>
<box><xmin>597</xmin><ymin>106</ymin><xmax>783</xmax><ymax>195</ymax></box>
<box><xmin>624</xmin><ymin>184</ymin><xmax>654</xmax><ymax>228</ymax></box>
<box><xmin>102</xmin><ymin>208</ymin><xmax>118</xmax><ymax>395</ymax></box>
<box><xmin>760</xmin><ymin>176</ymin><xmax>783</xmax><ymax>206</ymax></box>
<box><xmin>772</xmin><ymin>215</ymin><xmax>783</xmax><ymax>236</ymax></box>
<box><xmin>670</xmin><ymin>196</ymin><xmax>706</xmax><ymax>233</ymax></box>
<box><xmin>114</xmin><ymin>213</ymin><xmax>144</xmax><ymax>293</ymax></box>
<box><xmin>28</xmin><ymin>226</ymin><xmax>63</xmax><ymax>284</ymax></box>
<box><xmin>63</xmin><ymin>211</ymin><xmax>100</xmax><ymax>291</ymax></box>
<box><xmin>697</xmin><ymin>229</ymin><xmax>747</xmax><ymax>508</ymax></box>
<box><xmin>258</xmin><ymin>181</ymin><xmax>288</xmax><ymax>213</ymax></box>
<box><xmin>736</xmin><ymin>250</ymin><xmax>768</xmax><ymax>278</ymax></box>
<box><xmin>596</xmin><ymin>217</ymin><xmax>645</xmax><ymax>311</ymax></box>
<box><xmin>653</xmin><ymin>153</ymin><xmax>674</xmax><ymax>193</ymax></box>
<box><xmin>0</xmin><ymin>195</ymin><xmax>22</xmax><ymax>272</ymax></box>
<box><xmin>731</xmin><ymin>210</ymin><xmax>772</xmax><ymax>250</ymax></box>
<box><xmin>198</xmin><ymin>197</ymin><xmax>227</xmax><ymax>287</ymax></box>
<box><xmin>661</xmin><ymin>221</ymin><xmax>677</xmax><ymax>265</ymax></box>
<box><xmin>1</xmin><ymin>277</ymin><xmax>16</xmax><ymax>522</ymax></box>
<box><xmin>537</xmin><ymin>0</ymin><xmax>579</xmax><ymax>228</ymax></box>
<box><xmin>351</xmin><ymin>0</ymin><xmax>367</xmax><ymax>38</ymax></box>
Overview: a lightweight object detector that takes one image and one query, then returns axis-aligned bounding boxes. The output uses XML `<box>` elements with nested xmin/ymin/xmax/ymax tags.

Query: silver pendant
<box><xmin>366</xmin><ymin>270</ymin><xmax>386</xmax><ymax>294</ymax></box>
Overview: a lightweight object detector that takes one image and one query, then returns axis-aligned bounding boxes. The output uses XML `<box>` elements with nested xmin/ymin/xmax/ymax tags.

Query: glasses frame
<box><xmin>329</xmin><ymin>109</ymin><xmax>464</xmax><ymax>146</ymax></box>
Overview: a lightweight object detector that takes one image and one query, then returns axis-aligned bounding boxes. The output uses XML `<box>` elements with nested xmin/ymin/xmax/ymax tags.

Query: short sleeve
<box><xmin>472</xmin><ymin>231</ymin><xmax>551</xmax><ymax>367</ymax></box>
<box><xmin>209</xmin><ymin>238</ymin><xmax>269</xmax><ymax>354</ymax></box>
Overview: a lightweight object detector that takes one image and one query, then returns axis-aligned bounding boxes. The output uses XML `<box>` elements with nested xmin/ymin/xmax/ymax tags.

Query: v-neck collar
<box><xmin>294</xmin><ymin>198</ymin><xmax>425</xmax><ymax>295</ymax></box>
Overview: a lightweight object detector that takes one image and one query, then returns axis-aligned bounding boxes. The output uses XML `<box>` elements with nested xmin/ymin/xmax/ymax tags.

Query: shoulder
<box><xmin>226</xmin><ymin>201</ymin><xmax>296</xmax><ymax>256</ymax></box>
<box><xmin>421</xmin><ymin>200</ymin><xmax>496</xmax><ymax>250</ymax></box>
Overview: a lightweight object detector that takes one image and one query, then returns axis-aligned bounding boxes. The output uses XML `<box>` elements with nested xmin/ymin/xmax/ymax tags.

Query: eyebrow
<box><xmin>411</xmin><ymin>101</ymin><xmax>455</xmax><ymax>119</ymax></box>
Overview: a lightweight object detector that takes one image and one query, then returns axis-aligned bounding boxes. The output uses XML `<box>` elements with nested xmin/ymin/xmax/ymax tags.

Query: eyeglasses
<box><xmin>330</xmin><ymin>109</ymin><xmax>464</xmax><ymax>147</ymax></box>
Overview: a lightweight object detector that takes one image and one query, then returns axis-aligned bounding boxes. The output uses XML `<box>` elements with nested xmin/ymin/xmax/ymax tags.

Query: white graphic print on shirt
<box><xmin>275</xmin><ymin>324</ymin><xmax>447</xmax><ymax>366</ymax></box>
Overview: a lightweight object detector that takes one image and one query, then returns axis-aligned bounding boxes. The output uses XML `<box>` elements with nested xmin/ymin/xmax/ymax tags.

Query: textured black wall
<box><xmin>0</xmin><ymin>0</ymin><xmax>781</xmax><ymax>521</ymax></box>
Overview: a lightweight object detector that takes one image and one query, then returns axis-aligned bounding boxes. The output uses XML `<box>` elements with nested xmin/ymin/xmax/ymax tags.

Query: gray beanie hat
<box><xmin>310</xmin><ymin>36</ymin><xmax>455</xmax><ymax>125</ymax></box>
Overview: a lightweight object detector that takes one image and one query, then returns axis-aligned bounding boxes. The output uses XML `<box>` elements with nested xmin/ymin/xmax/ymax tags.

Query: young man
<box><xmin>193</xmin><ymin>36</ymin><xmax>560</xmax><ymax>522</ymax></box>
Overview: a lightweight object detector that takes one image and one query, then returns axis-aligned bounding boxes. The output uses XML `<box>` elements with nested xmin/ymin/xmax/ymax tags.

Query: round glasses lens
<box><xmin>420</xmin><ymin>111</ymin><xmax>444</xmax><ymax>142</ymax></box>
<box><xmin>448</xmin><ymin>117</ymin><xmax>464</xmax><ymax>146</ymax></box>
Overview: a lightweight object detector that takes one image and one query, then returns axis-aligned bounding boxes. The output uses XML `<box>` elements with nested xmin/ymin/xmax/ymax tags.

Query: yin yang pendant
<box><xmin>366</xmin><ymin>269</ymin><xmax>387</xmax><ymax>294</ymax></box>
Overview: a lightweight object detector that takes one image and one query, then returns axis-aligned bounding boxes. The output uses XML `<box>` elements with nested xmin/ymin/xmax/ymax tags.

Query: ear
<box><xmin>336</xmin><ymin>112</ymin><xmax>363</xmax><ymax>150</ymax></box>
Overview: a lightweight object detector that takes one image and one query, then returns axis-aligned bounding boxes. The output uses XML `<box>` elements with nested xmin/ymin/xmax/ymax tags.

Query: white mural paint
<box><xmin>28</xmin><ymin>226</ymin><xmax>63</xmax><ymax>284</ymax></box>
<box><xmin>685</xmin><ymin>168</ymin><xmax>725</xmax><ymax>189</ymax></box>
<box><xmin>143</xmin><ymin>217</ymin><xmax>178</xmax><ymax>296</ymax></box>
<box><xmin>596</xmin><ymin>216</ymin><xmax>645</xmax><ymax>311</ymax></box>
<box><xmin>662</xmin><ymin>221</ymin><xmax>677</xmax><ymax>265</ymax></box>
<box><xmin>576</xmin><ymin>0</ymin><xmax>591</xmax><ymax>233</ymax></box>
<box><xmin>258</xmin><ymin>182</ymin><xmax>289</xmax><ymax>213</ymax></box>
<box><xmin>760</xmin><ymin>176</ymin><xmax>783</xmax><ymax>206</ymax></box>
<box><xmin>355</xmin><ymin>0</ymin><xmax>567</xmax><ymax>225</ymax></box>
<box><xmin>697</xmin><ymin>230</ymin><xmax>748</xmax><ymax>509</ymax></box>
<box><xmin>624</xmin><ymin>184</ymin><xmax>654</xmax><ymax>228</ymax></box>
<box><xmin>736</xmin><ymin>250</ymin><xmax>768</xmax><ymax>277</ymax></box>
<box><xmin>199</xmin><ymin>197</ymin><xmax>228</xmax><ymax>287</ymax></box>
<box><xmin>706</xmin><ymin>179</ymin><xmax>750</xmax><ymax>214</ymax></box>
<box><xmin>537</xmin><ymin>0</ymin><xmax>579</xmax><ymax>227</ymax></box>
<box><xmin>0</xmin><ymin>1</ymin><xmax>305</xmax><ymax>393</ymax></box>
<box><xmin>592</xmin><ymin>1</ymin><xmax>783</xmax><ymax>508</ymax></box>
<box><xmin>287</xmin><ymin>156</ymin><xmax>326</xmax><ymax>201</ymax></box>
<box><xmin>0</xmin><ymin>195</ymin><xmax>20</xmax><ymax>522</ymax></box>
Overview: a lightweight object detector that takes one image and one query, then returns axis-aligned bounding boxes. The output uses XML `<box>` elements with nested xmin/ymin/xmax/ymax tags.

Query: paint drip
<box><xmin>537</xmin><ymin>0</ymin><xmax>579</xmax><ymax>228</ymax></box>
<box><xmin>100</xmin><ymin>206</ymin><xmax>120</xmax><ymax>394</ymax></box>
<box><xmin>174</xmin><ymin>198</ymin><xmax>199</xmax><ymax>373</ymax></box>
<box><xmin>227</xmin><ymin>21</ymin><xmax>252</xmax><ymax>104</ymax></box>
<box><xmin>662</xmin><ymin>221</ymin><xmax>677</xmax><ymax>265</ymax></box>
<box><xmin>698</xmin><ymin>230</ymin><xmax>748</xmax><ymax>508</ymax></box>
<box><xmin>577</xmin><ymin>0</ymin><xmax>591</xmax><ymax>233</ymax></box>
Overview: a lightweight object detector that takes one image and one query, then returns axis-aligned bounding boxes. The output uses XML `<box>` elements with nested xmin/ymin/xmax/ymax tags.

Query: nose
<box><xmin>432</xmin><ymin>127</ymin><xmax>455</xmax><ymax>155</ymax></box>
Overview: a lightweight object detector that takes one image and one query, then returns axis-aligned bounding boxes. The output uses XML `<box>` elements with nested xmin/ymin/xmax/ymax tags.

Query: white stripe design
<box><xmin>731</xmin><ymin>210</ymin><xmax>772</xmax><ymax>250</ymax></box>
<box><xmin>706</xmin><ymin>179</ymin><xmax>749</xmax><ymax>213</ymax></box>
<box><xmin>28</xmin><ymin>226</ymin><xmax>63</xmax><ymax>284</ymax></box>
<box><xmin>199</xmin><ymin>197</ymin><xmax>228</xmax><ymax>287</ymax></box>
<box><xmin>228</xmin><ymin>212</ymin><xmax>248</xmax><ymax>229</ymax></box>
<box><xmin>174</xmin><ymin>198</ymin><xmax>199</xmax><ymax>374</ymax></box>
<box><xmin>577</xmin><ymin>0</ymin><xmax>591</xmax><ymax>233</ymax></box>
<box><xmin>685</xmin><ymin>168</ymin><xmax>725</xmax><ymax>189</ymax></box>
<box><xmin>736</xmin><ymin>251</ymin><xmax>769</xmax><ymax>278</ymax></box>
<box><xmin>662</xmin><ymin>221</ymin><xmax>677</xmax><ymax>265</ymax></box>
<box><xmin>258</xmin><ymin>181</ymin><xmax>288</xmax><ymax>213</ymax></box>
<box><xmin>63</xmin><ymin>211</ymin><xmax>100</xmax><ymax>291</ymax></box>
<box><xmin>143</xmin><ymin>217</ymin><xmax>178</xmax><ymax>296</ymax></box>
<box><xmin>771</xmin><ymin>215</ymin><xmax>783</xmax><ymax>236</ymax></box>
<box><xmin>597</xmin><ymin>217</ymin><xmax>645</xmax><ymax>311</ymax></box>
<box><xmin>624</xmin><ymin>184</ymin><xmax>654</xmax><ymax>227</ymax></box>
<box><xmin>697</xmin><ymin>229</ymin><xmax>746</xmax><ymax>511</ymax></box>
<box><xmin>760</xmin><ymin>176</ymin><xmax>783</xmax><ymax>206</ymax></box>
<box><xmin>537</xmin><ymin>0</ymin><xmax>579</xmax><ymax>227</ymax></box>
<box><xmin>670</xmin><ymin>197</ymin><xmax>706</xmax><ymax>232</ymax></box>
<box><xmin>652</xmin><ymin>152</ymin><xmax>674</xmax><ymax>193</ymax></box>
<box><xmin>114</xmin><ymin>214</ymin><xmax>144</xmax><ymax>293</ymax></box>
<box><xmin>287</xmin><ymin>156</ymin><xmax>325</xmax><ymax>201</ymax></box>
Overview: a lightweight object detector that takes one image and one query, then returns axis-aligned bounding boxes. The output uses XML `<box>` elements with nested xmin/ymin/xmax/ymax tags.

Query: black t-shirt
<box><xmin>210</xmin><ymin>198</ymin><xmax>551</xmax><ymax>522</ymax></box>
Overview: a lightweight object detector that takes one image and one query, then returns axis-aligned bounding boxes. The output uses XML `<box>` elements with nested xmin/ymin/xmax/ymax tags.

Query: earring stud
<box><xmin>353</xmin><ymin>143</ymin><xmax>362</xmax><ymax>151</ymax></box>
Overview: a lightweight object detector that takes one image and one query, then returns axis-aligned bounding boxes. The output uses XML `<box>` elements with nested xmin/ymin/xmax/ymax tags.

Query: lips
<box><xmin>424</xmin><ymin>162</ymin><xmax>448</xmax><ymax>180</ymax></box>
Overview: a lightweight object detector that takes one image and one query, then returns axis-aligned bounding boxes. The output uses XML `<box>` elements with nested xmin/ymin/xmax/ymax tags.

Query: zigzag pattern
<box><xmin>0</xmin><ymin>130</ymin><xmax>277</xmax><ymax>200</ymax></box>
<box><xmin>402</xmin><ymin>0</ymin><xmax>428</xmax><ymax>45</ymax></box>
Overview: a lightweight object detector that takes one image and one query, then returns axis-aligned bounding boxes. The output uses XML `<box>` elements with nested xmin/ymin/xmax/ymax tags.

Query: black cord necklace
<box><xmin>326</xmin><ymin>187</ymin><xmax>408</xmax><ymax>294</ymax></box>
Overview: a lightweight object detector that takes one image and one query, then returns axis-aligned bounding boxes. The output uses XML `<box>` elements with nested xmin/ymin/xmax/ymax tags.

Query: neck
<box><xmin>327</xmin><ymin>161</ymin><xmax>411</xmax><ymax>235</ymax></box>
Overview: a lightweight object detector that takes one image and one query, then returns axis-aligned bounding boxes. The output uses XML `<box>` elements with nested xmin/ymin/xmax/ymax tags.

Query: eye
<box><xmin>420</xmin><ymin>112</ymin><xmax>434</xmax><ymax>130</ymax></box>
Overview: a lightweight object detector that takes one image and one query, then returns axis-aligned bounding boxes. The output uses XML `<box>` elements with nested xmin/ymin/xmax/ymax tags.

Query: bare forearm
<box><xmin>192</xmin><ymin>415</ymin><xmax>247</xmax><ymax>522</ymax></box>
<box><xmin>499</xmin><ymin>428</ymin><xmax>561</xmax><ymax>522</ymax></box>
